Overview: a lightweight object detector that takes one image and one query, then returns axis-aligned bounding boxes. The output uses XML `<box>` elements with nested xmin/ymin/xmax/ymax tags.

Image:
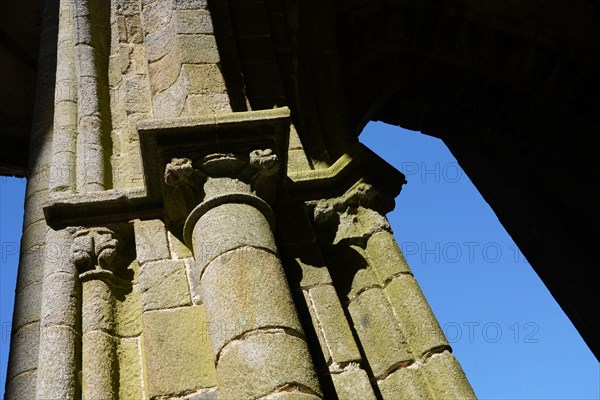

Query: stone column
<box><xmin>71</xmin><ymin>227</ymin><xmax>122</xmax><ymax>400</ymax></box>
<box><xmin>5</xmin><ymin>0</ymin><xmax>58</xmax><ymax>397</ymax></box>
<box><xmin>73</xmin><ymin>0</ymin><xmax>110</xmax><ymax>191</ymax></box>
<box><xmin>36</xmin><ymin>229</ymin><xmax>80</xmax><ymax>400</ymax></box>
<box><xmin>166</xmin><ymin>151</ymin><xmax>322</xmax><ymax>399</ymax></box>
<box><xmin>310</xmin><ymin>181</ymin><xmax>476</xmax><ymax>399</ymax></box>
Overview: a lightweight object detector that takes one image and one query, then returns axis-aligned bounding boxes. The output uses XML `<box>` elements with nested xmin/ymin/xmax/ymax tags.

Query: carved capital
<box><xmin>71</xmin><ymin>227</ymin><xmax>119</xmax><ymax>274</ymax></box>
<box><xmin>309</xmin><ymin>181</ymin><xmax>393</xmax><ymax>246</ymax></box>
<box><xmin>164</xmin><ymin>157</ymin><xmax>198</xmax><ymax>187</ymax></box>
<box><xmin>164</xmin><ymin>148</ymin><xmax>280</xmax><ymax>212</ymax></box>
<box><xmin>249</xmin><ymin>148</ymin><xmax>279</xmax><ymax>177</ymax></box>
<box><xmin>164</xmin><ymin>149</ymin><xmax>281</xmax><ymax>246</ymax></box>
<box><xmin>248</xmin><ymin>149</ymin><xmax>279</xmax><ymax>204</ymax></box>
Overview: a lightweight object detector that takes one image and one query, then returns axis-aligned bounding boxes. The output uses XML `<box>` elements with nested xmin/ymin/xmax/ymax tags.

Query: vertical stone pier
<box><xmin>3</xmin><ymin>0</ymin><xmax>480</xmax><ymax>395</ymax></box>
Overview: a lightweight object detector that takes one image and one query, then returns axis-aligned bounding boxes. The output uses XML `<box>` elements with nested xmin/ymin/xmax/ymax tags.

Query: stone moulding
<box><xmin>42</xmin><ymin>105</ymin><xmax>407</xmax><ymax>231</ymax></box>
<box><xmin>43</xmin><ymin>107</ymin><xmax>292</xmax><ymax>229</ymax></box>
<box><xmin>287</xmin><ymin>141</ymin><xmax>407</xmax><ymax>205</ymax></box>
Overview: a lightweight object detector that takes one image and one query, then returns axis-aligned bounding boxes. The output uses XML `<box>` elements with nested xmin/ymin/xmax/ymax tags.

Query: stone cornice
<box><xmin>43</xmin><ymin>108</ymin><xmax>291</xmax><ymax>229</ymax></box>
<box><xmin>43</xmin><ymin>106</ymin><xmax>406</xmax><ymax>230</ymax></box>
<box><xmin>285</xmin><ymin>141</ymin><xmax>406</xmax><ymax>209</ymax></box>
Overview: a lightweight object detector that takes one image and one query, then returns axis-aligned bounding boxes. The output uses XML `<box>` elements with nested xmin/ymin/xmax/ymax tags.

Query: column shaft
<box><xmin>73</xmin><ymin>0</ymin><xmax>108</xmax><ymax>191</ymax></box>
<box><xmin>81</xmin><ymin>278</ymin><xmax>118</xmax><ymax>400</ymax></box>
<box><xmin>191</xmin><ymin>201</ymin><xmax>322</xmax><ymax>399</ymax></box>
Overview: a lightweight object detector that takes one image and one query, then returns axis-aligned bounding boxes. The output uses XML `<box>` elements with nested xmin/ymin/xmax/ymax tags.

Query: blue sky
<box><xmin>0</xmin><ymin>175</ymin><xmax>26</xmax><ymax>398</ymax></box>
<box><xmin>0</xmin><ymin>122</ymin><xmax>598</xmax><ymax>398</ymax></box>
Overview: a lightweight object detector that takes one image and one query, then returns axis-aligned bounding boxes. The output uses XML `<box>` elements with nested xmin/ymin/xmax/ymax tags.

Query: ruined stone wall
<box><xmin>5</xmin><ymin>0</ymin><xmax>475</xmax><ymax>398</ymax></box>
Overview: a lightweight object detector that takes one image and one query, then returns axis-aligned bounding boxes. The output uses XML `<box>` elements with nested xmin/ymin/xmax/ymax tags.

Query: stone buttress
<box><xmin>5</xmin><ymin>0</ymin><xmax>477</xmax><ymax>399</ymax></box>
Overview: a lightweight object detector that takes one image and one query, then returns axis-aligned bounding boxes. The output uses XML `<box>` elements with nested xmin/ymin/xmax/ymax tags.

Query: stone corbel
<box><xmin>308</xmin><ymin>180</ymin><xmax>396</xmax><ymax>247</ymax></box>
<box><xmin>249</xmin><ymin>148</ymin><xmax>280</xmax><ymax>203</ymax></box>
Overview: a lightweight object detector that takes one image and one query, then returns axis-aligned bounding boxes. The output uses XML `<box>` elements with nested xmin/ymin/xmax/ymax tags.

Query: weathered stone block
<box><xmin>366</xmin><ymin>230</ymin><xmax>411</xmax><ymax>284</ymax></box>
<box><xmin>39</xmin><ymin>272</ymin><xmax>77</xmax><ymax>327</ymax></box>
<box><xmin>126</xmin><ymin>15</ymin><xmax>143</xmax><ymax>43</ymax></box>
<box><xmin>77</xmin><ymin>75</ymin><xmax>101</xmax><ymax>117</ymax></box>
<box><xmin>20</xmin><ymin>219</ymin><xmax>48</xmax><ymax>251</ymax></box>
<box><xmin>43</xmin><ymin>228</ymin><xmax>74</xmax><ymax>276</ymax></box>
<box><xmin>348</xmin><ymin>288</ymin><xmax>412</xmax><ymax>378</ymax></box>
<box><xmin>168</xmin><ymin>231</ymin><xmax>193</xmax><ymax>259</ymax></box>
<box><xmin>142</xmin><ymin>306</ymin><xmax>216</xmax><ymax>398</ymax></box>
<box><xmin>141</xmin><ymin>0</ymin><xmax>172</xmax><ymax>36</ymax></box>
<box><xmin>148</xmin><ymin>48</ymin><xmax>182</xmax><ymax>94</ymax></box>
<box><xmin>118</xmin><ymin>338</ymin><xmax>143</xmax><ymax>400</ymax></box>
<box><xmin>129</xmin><ymin>45</ymin><xmax>148</xmax><ymax>75</ymax></box>
<box><xmin>145</xmin><ymin>26</ymin><xmax>176</xmax><ymax>62</ymax></box>
<box><xmin>116</xmin><ymin>15</ymin><xmax>128</xmax><ymax>43</ymax></box>
<box><xmin>134</xmin><ymin>219</ymin><xmax>170</xmax><ymax>264</ymax></box>
<box><xmin>82</xmin><ymin>331</ymin><xmax>119</xmax><ymax>399</ymax></box>
<box><xmin>287</xmin><ymin>148</ymin><xmax>312</xmax><ymax>174</ymax></box>
<box><xmin>175</xmin><ymin>9</ymin><xmax>213</xmax><ymax>34</ymax></box>
<box><xmin>11</xmin><ymin>282</ymin><xmax>42</xmax><ymax>331</ymax></box>
<box><xmin>308</xmin><ymin>285</ymin><xmax>361</xmax><ymax>364</ymax></box>
<box><xmin>422</xmin><ymin>351</ymin><xmax>477</xmax><ymax>399</ymax></box>
<box><xmin>303</xmin><ymin>289</ymin><xmax>331</xmax><ymax>362</ymax></box>
<box><xmin>172</xmin><ymin>0</ymin><xmax>208</xmax><ymax>10</ymax></box>
<box><xmin>109</xmin><ymin>54</ymin><xmax>124</xmax><ymax>87</ymax></box>
<box><xmin>23</xmin><ymin>190</ymin><xmax>46</xmax><ymax>227</ymax></box>
<box><xmin>123</xmin><ymin>76</ymin><xmax>151</xmax><ymax>114</ymax></box>
<box><xmin>7</xmin><ymin>322</ymin><xmax>40</xmax><ymax>379</ymax></box>
<box><xmin>330</xmin><ymin>207</ymin><xmax>390</xmax><ymax>246</ymax></box>
<box><xmin>184</xmin><ymin>63</ymin><xmax>226</xmax><ymax>94</ymax></box>
<box><xmin>326</xmin><ymin>245</ymin><xmax>377</xmax><ymax>302</ymax></box>
<box><xmin>151</xmin><ymin>68</ymin><xmax>187</xmax><ymax>117</ymax></box>
<box><xmin>217</xmin><ymin>333</ymin><xmax>321</xmax><ymax>399</ymax></box>
<box><xmin>17</xmin><ymin>244</ymin><xmax>45</xmax><ymax>291</ymax></box>
<box><xmin>139</xmin><ymin>259</ymin><xmax>192</xmax><ymax>311</ymax></box>
<box><xmin>200</xmin><ymin>247</ymin><xmax>302</xmax><ymax>353</ymax></box>
<box><xmin>54</xmin><ymin>97</ymin><xmax>77</xmax><ymax>121</ymax></box>
<box><xmin>295</xmin><ymin>246</ymin><xmax>333</xmax><ymax>288</ymax></box>
<box><xmin>37</xmin><ymin>325</ymin><xmax>79</xmax><ymax>399</ymax></box>
<box><xmin>115</xmin><ymin>0</ymin><xmax>141</xmax><ymax>16</ymax></box>
<box><xmin>82</xmin><ymin>279</ymin><xmax>114</xmax><ymax>332</ymax></box>
<box><xmin>347</xmin><ymin>266</ymin><xmax>378</xmax><ymax>302</ymax></box>
<box><xmin>260</xmin><ymin>393</ymin><xmax>322</xmax><ymax>400</ymax></box>
<box><xmin>129</xmin><ymin>259</ymin><xmax>141</xmax><ymax>285</ymax></box>
<box><xmin>4</xmin><ymin>370</ymin><xmax>37</xmax><ymax>400</ymax></box>
<box><xmin>183</xmin><ymin>387</ymin><xmax>219</xmax><ymax>400</ymax></box>
<box><xmin>377</xmin><ymin>366</ymin><xmax>432</xmax><ymax>399</ymax></box>
<box><xmin>113</xmin><ymin>285</ymin><xmax>143</xmax><ymax>337</ymax></box>
<box><xmin>194</xmin><ymin>203</ymin><xmax>276</xmax><ymax>271</ymax></box>
<box><xmin>182</xmin><ymin>93</ymin><xmax>232</xmax><ymax>115</ymax></box>
<box><xmin>48</xmin><ymin>151</ymin><xmax>75</xmax><ymax>190</ymax></box>
<box><xmin>384</xmin><ymin>275</ymin><xmax>448</xmax><ymax>357</ymax></box>
<box><xmin>179</xmin><ymin>34</ymin><xmax>220</xmax><ymax>64</ymax></box>
<box><xmin>184</xmin><ymin>258</ymin><xmax>202</xmax><ymax>305</ymax></box>
<box><xmin>331</xmin><ymin>368</ymin><xmax>376</xmax><ymax>400</ymax></box>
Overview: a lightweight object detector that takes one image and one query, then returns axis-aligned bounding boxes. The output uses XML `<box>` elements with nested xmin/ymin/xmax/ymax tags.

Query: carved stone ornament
<box><xmin>164</xmin><ymin>148</ymin><xmax>280</xmax><ymax>210</ymax></box>
<box><xmin>70</xmin><ymin>227</ymin><xmax>119</xmax><ymax>274</ymax></box>
<box><xmin>309</xmin><ymin>181</ymin><xmax>393</xmax><ymax>246</ymax></box>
